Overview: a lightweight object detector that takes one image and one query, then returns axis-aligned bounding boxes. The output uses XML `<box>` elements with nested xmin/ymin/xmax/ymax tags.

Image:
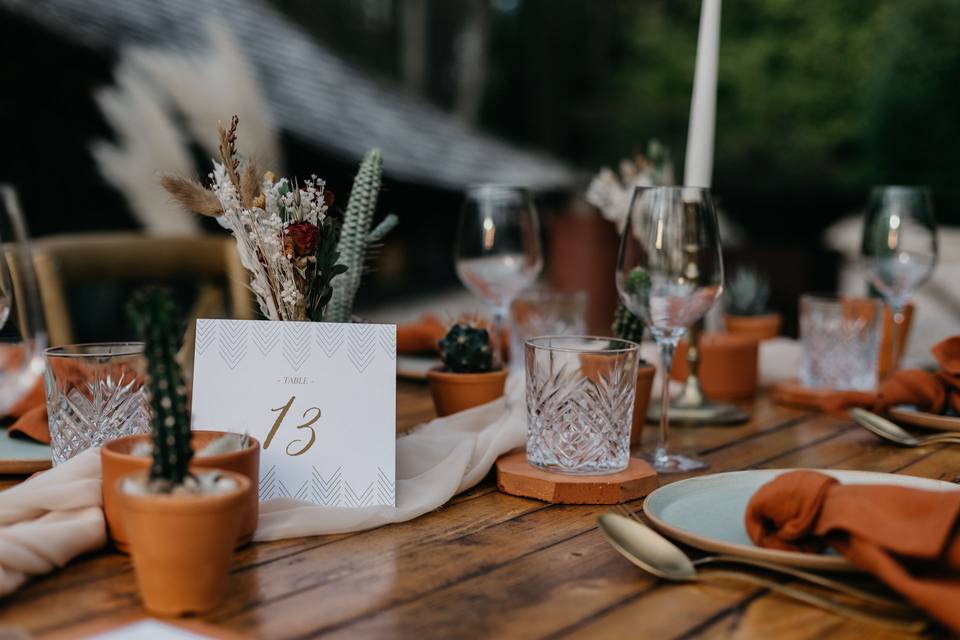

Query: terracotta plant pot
<box><xmin>631</xmin><ymin>364</ymin><xmax>656</xmax><ymax>444</ymax></box>
<box><xmin>671</xmin><ymin>332</ymin><xmax>759</xmax><ymax>401</ymax></box>
<box><xmin>121</xmin><ymin>470</ymin><xmax>251</xmax><ymax>617</ymax></box>
<box><xmin>724</xmin><ymin>313</ymin><xmax>782</xmax><ymax>341</ymax></box>
<box><xmin>426</xmin><ymin>368</ymin><xmax>508</xmax><ymax>417</ymax></box>
<box><xmin>102</xmin><ymin>431</ymin><xmax>260</xmax><ymax>553</ymax></box>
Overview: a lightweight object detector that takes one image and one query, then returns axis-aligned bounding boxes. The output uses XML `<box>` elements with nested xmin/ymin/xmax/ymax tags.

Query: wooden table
<box><xmin>1</xmin><ymin>381</ymin><xmax>957</xmax><ymax>639</ymax></box>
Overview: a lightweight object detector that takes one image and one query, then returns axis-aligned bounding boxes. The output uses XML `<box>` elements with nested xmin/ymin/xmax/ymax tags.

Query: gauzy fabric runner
<box><xmin>0</xmin><ymin>373</ymin><xmax>524</xmax><ymax>595</ymax></box>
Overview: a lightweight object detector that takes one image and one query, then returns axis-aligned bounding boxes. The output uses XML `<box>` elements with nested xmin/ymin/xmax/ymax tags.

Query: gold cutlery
<box><xmin>849</xmin><ymin>408</ymin><xmax>960</xmax><ymax>447</ymax></box>
<box><xmin>598</xmin><ymin>508</ymin><xmax>925</xmax><ymax>632</ymax></box>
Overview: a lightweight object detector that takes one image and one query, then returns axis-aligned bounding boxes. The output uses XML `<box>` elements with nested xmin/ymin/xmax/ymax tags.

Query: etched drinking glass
<box><xmin>799</xmin><ymin>295</ymin><xmax>883</xmax><ymax>391</ymax></box>
<box><xmin>510</xmin><ymin>289</ymin><xmax>587</xmax><ymax>363</ymax></box>
<box><xmin>44</xmin><ymin>343</ymin><xmax>151</xmax><ymax>464</ymax></box>
<box><xmin>525</xmin><ymin>336</ymin><xmax>640</xmax><ymax>475</ymax></box>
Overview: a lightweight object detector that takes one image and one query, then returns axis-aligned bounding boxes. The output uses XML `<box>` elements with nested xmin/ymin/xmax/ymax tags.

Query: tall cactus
<box><xmin>327</xmin><ymin>149</ymin><xmax>398</xmax><ymax>322</ymax></box>
<box><xmin>127</xmin><ymin>289</ymin><xmax>193</xmax><ymax>485</ymax></box>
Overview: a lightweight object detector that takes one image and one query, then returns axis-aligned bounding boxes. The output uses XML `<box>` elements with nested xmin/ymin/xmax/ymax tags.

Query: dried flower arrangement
<box><xmin>585</xmin><ymin>140</ymin><xmax>674</xmax><ymax>230</ymax></box>
<box><xmin>162</xmin><ymin>115</ymin><xmax>395</xmax><ymax>322</ymax></box>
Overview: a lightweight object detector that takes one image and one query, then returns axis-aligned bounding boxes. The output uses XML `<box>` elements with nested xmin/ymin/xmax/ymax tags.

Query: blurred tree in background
<box><xmin>273</xmin><ymin>0</ymin><xmax>960</xmax><ymax>238</ymax></box>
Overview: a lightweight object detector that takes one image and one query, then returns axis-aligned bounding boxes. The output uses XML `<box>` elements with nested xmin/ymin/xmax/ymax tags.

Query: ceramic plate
<box><xmin>889</xmin><ymin>405</ymin><xmax>960</xmax><ymax>433</ymax></box>
<box><xmin>397</xmin><ymin>355</ymin><xmax>439</xmax><ymax>381</ymax></box>
<box><xmin>643</xmin><ymin>469</ymin><xmax>959</xmax><ymax>571</ymax></box>
<box><xmin>0</xmin><ymin>427</ymin><xmax>51</xmax><ymax>474</ymax></box>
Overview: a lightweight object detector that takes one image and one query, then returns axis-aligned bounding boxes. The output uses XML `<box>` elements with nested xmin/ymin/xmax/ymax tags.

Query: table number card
<box><xmin>191</xmin><ymin>319</ymin><xmax>396</xmax><ymax>507</ymax></box>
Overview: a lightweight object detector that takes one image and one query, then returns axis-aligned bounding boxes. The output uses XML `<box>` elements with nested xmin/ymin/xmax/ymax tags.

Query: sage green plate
<box><xmin>0</xmin><ymin>427</ymin><xmax>51</xmax><ymax>474</ymax></box>
<box><xmin>643</xmin><ymin>469</ymin><xmax>959</xmax><ymax>572</ymax></box>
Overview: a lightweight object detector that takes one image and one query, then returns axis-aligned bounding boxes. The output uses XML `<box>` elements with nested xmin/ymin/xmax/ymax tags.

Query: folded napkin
<box><xmin>0</xmin><ymin>448</ymin><xmax>104</xmax><ymax>595</ymax></box>
<box><xmin>397</xmin><ymin>314</ymin><xmax>446</xmax><ymax>355</ymax></box>
<box><xmin>0</xmin><ymin>372</ymin><xmax>524</xmax><ymax>595</ymax></box>
<box><xmin>819</xmin><ymin>336</ymin><xmax>960</xmax><ymax>416</ymax></box>
<box><xmin>746</xmin><ymin>470</ymin><xmax>960</xmax><ymax>632</ymax></box>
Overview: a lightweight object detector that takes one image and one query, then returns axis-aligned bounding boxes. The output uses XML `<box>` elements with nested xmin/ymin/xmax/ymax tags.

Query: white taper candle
<box><xmin>683</xmin><ymin>0</ymin><xmax>722</xmax><ymax>189</ymax></box>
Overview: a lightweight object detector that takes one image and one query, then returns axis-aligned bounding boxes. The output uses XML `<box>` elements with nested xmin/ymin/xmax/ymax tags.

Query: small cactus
<box><xmin>613</xmin><ymin>267</ymin><xmax>649</xmax><ymax>343</ymax></box>
<box><xmin>438</xmin><ymin>321</ymin><xmax>498</xmax><ymax>373</ymax></box>
<box><xmin>327</xmin><ymin>149</ymin><xmax>399</xmax><ymax>322</ymax></box>
<box><xmin>127</xmin><ymin>289</ymin><xmax>193</xmax><ymax>486</ymax></box>
<box><xmin>727</xmin><ymin>267</ymin><xmax>771</xmax><ymax>316</ymax></box>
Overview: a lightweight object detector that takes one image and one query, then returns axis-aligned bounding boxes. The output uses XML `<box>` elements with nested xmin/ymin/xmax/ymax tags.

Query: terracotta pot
<box><xmin>878</xmin><ymin>302</ymin><xmax>914</xmax><ymax>379</ymax></box>
<box><xmin>102</xmin><ymin>431</ymin><xmax>260</xmax><ymax>553</ymax></box>
<box><xmin>120</xmin><ymin>470</ymin><xmax>251</xmax><ymax>617</ymax></box>
<box><xmin>724</xmin><ymin>313</ymin><xmax>782</xmax><ymax>341</ymax></box>
<box><xmin>631</xmin><ymin>364</ymin><xmax>656</xmax><ymax>444</ymax></box>
<box><xmin>426</xmin><ymin>368</ymin><xmax>508</xmax><ymax>417</ymax></box>
<box><xmin>671</xmin><ymin>332</ymin><xmax>759</xmax><ymax>401</ymax></box>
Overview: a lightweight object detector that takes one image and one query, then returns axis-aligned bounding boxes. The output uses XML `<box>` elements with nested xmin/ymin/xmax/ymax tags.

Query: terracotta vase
<box><xmin>631</xmin><ymin>364</ymin><xmax>656</xmax><ymax>444</ymax></box>
<box><xmin>724</xmin><ymin>313</ymin><xmax>782</xmax><ymax>341</ymax></box>
<box><xmin>426</xmin><ymin>368</ymin><xmax>508</xmax><ymax>417</ymax></box>
<box><xmin>121</xmin><ymin>470</ymin><xmax>251</xmax><ymax>617</ymax></box>
<box><xmin>671</xmin><ymin>332</ymin><xmax>759</xmax><ymax>401</ymax></box>
<box><xmin>102</xmin><ymin>431</ymin><xmax>260</xmax><ymax>553</ymax></box>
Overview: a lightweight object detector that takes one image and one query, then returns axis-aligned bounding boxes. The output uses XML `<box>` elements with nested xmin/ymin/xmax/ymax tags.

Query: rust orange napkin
<box><xmin>819</xmin><ymin>336</ymin><xmax>960</xmax><ymax>416</ymax></box>
<box><xmin>0</xmin><ymin>343</ymin><xmax>48</xmax><ymax>444</ymax></box>
<box><xmin>397</xmin><ymin>314</ymin><xmax>446</xmax><ymax>355</ymax></box>
<box><xmin>746</xmin><ymin>470</ymin><xmax>960</xmax><ymax>632</ymax></box>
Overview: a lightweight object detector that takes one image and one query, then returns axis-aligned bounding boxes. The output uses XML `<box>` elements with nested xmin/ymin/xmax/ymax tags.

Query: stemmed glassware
<box><xmin>617</xmin><ymin>186</ymin><xmax>724</xmax><ymax>473</ymax></box>
<box><xmin>860</xmin><ymin>186</ymin><xmax>938</xmax><ymax>372</ymax></box>
<box><xmin>0</xmin><ymin>185</ymin><xmax>47</xmax><ymax>414</ymax></box>
<box><xmin>455</xmin><ymin>185</ymin><xmax>543</xmax><ymax>365</ymax></box>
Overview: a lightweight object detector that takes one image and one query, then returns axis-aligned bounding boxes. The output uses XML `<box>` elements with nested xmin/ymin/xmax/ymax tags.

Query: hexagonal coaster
<box><xmin>495</xmin><ymin>452</ymin><xmax>659</xmax><ymax>504</ymax></box>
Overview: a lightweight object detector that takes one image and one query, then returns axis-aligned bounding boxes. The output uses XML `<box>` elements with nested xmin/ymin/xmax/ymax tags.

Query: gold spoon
<box><xmin>849</xmin><ymin>408</ymin><xmax>960</xmax><ymax>447</ymax></box>
<box><xmin>598</xmin><ymin>513</ymin><xmax>926</xmax><ymax>632</ymax></box>
<box><xmin>612</xmin><ymin>504</ymin><xmax>911</xmax><ymax>613</ymax></box>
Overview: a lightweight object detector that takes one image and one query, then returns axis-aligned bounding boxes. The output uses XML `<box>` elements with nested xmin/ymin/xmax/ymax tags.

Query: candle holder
<box><xmin>646</xmin><ymin>321</ymin><xmax>749</xmax><ymax>425</ymax></box>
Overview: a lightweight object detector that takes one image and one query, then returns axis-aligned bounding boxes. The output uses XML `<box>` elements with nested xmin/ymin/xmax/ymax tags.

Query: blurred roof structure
<box><xmin>5</xmin><ymin>0</ymin><xmax>576</xmax><ymax>193</ymax></box>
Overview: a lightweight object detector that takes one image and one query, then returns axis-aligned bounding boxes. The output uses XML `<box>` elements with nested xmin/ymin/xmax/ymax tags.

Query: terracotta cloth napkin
<box><xmin>0</xmin><ymin>448</ymin><xmax>104</xmax><ymax>595</ymax></box>
<box><xmin>396</xmin><ymin>314</ymin><xmax>446</xmax><ymax>355</ymax></box>
<box><xmin>745</xmin><ymin>470</ymin><xmax>960</xmax><ymax>632</ymax></box>
<box><xmin>0</xmin><ymin>373</ymin><xmax>525</xmax><ymax>595</ymax></box>
<box><xmin>817</xmin><ymin>336</ymin><xmax>960</xmax><ymax>416</ymax></box>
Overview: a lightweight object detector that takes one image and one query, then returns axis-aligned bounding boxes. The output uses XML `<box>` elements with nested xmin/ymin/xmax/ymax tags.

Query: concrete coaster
<box><xmin>495</xmin><ymin>452</ymin><xmax>659</xmax><ymax>504</ymax></box>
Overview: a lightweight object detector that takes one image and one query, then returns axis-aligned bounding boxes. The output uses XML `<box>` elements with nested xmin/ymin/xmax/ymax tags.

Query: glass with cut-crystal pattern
<box><xmin>44</xmin><ymin>343</ymin><xmax>150</xmax><ymax>464</ymax></box>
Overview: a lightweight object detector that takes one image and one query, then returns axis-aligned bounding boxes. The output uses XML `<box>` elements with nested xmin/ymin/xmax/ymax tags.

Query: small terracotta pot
<box><xmin>426</xmin><ymin>368</ymin><xmax>508</xmax><ymax>416</ymax></box>
<box><xmin>102</xmin><ymin>431</ymin><xmax>260</xmax><ymax>553</ymax></box>
<box><xmin>671</xmin><ymin>332</ymin><xmax>759</xmax><ymax>401</ymax></box>
<box><xmin>724</xmin><ymin>313</ymin><xmax>782</xmax><ymax>341</ymax></box>
<box><xmin>631</xmin><ymin>364</ymin><xmax>656</xmax><ymax>444</ymax></box>
<box><xmin>121</xmin><ymin>470</ymin><xmax>251</xmax><ymax>617</ymax></box>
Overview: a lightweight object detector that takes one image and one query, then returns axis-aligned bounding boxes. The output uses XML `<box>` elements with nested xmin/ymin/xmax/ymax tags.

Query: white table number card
<box><xmin>191</xmin><ymin>319</ymin><xmax>396</xmax><ymax>507</ymax></box>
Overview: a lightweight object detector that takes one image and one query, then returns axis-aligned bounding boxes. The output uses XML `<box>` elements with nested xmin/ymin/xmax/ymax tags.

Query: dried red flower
<box><xmin>284</xmin><ymin>221</ymin><xmax>320</xmax><ymax>258</ymax></box>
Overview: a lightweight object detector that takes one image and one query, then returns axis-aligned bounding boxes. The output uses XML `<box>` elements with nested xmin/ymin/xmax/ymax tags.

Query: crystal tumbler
<box><xmin>510</xmin><ymin>289</ymin><xmax>588</xmax><ymax>365</ymax></box>
<box><xmin>44</xmin><ymin>343</ymin><xmax>150</xmax><ymax>465</ymax></box>
<box><xmin>525</xmin><ymin>336</ymin><xmax>639</xmax><ymax>475</ymax></box>
<box><xmin>800</xmin><ymin>295</ymin><xmax>883</xmax><ymax>391</ymax></box>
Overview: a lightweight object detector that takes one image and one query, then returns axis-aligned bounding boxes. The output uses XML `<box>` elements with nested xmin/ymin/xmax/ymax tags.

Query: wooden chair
<box><xmin>31</xmin><ymin>233</ymin><xmax>254</xmax><ymax>346</ymax></box>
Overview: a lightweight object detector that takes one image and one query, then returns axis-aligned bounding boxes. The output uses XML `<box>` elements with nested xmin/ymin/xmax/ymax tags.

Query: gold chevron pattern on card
<box><xmin>346</xmin><ymin>324</ymin><xmax>376</xmax><ymax>373</ymax></box>
<box><xmin>196</xmin><ymin>320</ymin><xmax>215</xmax><ymax>355</ymax></box>
<box><xmin>379</xmin><ymin>325</ymin><xmax>397</xmax><ymax>360</ymax></box>
<box><xmin>252</xmin><ymin>321</ymin><xmax>282</xmax><ymax>357</ymax></box>
<box><xmin>316</xmin><ymin>323</ymin><xmax>345</xmax><ymax>358</ymax></box>
<box><xmin>283</xmin><ymin>323</ymin><xmax>311</xmax><ymax>370</ymax></box>
<box><xmin>218</xmin><ymin>320</ymin><xmax>248</xmax><ymax>370</ymax></box>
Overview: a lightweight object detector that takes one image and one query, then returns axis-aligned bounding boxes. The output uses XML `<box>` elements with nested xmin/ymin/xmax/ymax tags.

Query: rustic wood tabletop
<box><xmin>0</xmin><ymin>380</ymin><xmax>956</xmax><ymax>639</ymax></box>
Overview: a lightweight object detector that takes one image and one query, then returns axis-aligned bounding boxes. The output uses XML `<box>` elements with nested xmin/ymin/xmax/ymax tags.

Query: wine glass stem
<box><xmin>888</xmin><ymin>305</ymin><xmax>906</xmax><ymax>374</ymax></box>
<box><xmin>492</xmin><ymin>300</ymin><xmax>511</xmax><ymax>367</ymax></box>
<box><xmin>656</xmin><ymin>340</ymin><xmax>677</xmax><ymax>462</ymax></box>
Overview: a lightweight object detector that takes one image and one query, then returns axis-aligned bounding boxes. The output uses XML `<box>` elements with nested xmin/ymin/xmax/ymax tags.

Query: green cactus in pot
<box><xmin>438</xmin><ymin>321</ymin><xmax>498</xmax><ymax>374</ymax></box>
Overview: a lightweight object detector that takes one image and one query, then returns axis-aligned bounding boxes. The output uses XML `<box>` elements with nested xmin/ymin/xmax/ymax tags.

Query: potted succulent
<box><xmin>118</xmin><ymin>290</ymin><xmax>252</xmax><ymax>617</ymax></box>
<box><xmin>724</xmin><ymin>267</ymin><xmax>781</xmax><ymax>341</ymax></box>
<box><xmin>426</xmin><ymin>320</ymin><xmax>507</xmax><ymax>416</ymax></box>
<box><xmin>611</xmin><ymin>271</ymin><xmax>656</xmax><ymax>444</ymax></box>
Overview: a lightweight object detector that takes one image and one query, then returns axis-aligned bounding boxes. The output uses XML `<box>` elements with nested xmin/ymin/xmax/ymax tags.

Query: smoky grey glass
<box><xmin>525</xmin><ymin>336</ymin><xmax>639</xmax><ymax>475</ymax></box>
<box><xmin>44</xmin><ymin>343</ymin><xmax>150</xmax><ymax>465</ymax></box>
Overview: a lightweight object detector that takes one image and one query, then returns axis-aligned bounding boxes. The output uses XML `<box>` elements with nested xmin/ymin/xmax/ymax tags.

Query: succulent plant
<box><xmin>327</xmin><ymin>149</ymin><xmax>399</xmax><ymax>322</ymax></box>
<box><xmin>726</xmin><ymin>267</ymin><xmax>772</xmax><ymax>316</ymax></box>
<box><xmin>613</xmin><ymin>267</ymin><xmax>649</xmax><ymax>343</ymax></box>
<box><xmin>438</xmin><ymin>321</ymin><xmax>498</xmax><ymax>374</ymax></box>
<box><xmin>127</xmin><ymin>289</ymin><xmax>193</xmax><ymax>486</ymax></box>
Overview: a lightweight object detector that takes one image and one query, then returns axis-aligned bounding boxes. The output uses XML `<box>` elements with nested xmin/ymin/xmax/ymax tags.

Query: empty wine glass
<box><xmin>455</xmin><ymin>185</ymin><xmax>543</xmax><ymax>365</ymax></box>
<box><xmin>861</xmin><ymin>186</ymin><xmax>937</xmax><ymax>372</ymax></box>
<box><xmin>0</xmin><ymin>185</ymin><xmax>47</xmax><ymax>413</ymax></box>
<box><xmin>617</xmin><ymin>186</ymin><xmax>723</xmax><ymax>473</ymax></box>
